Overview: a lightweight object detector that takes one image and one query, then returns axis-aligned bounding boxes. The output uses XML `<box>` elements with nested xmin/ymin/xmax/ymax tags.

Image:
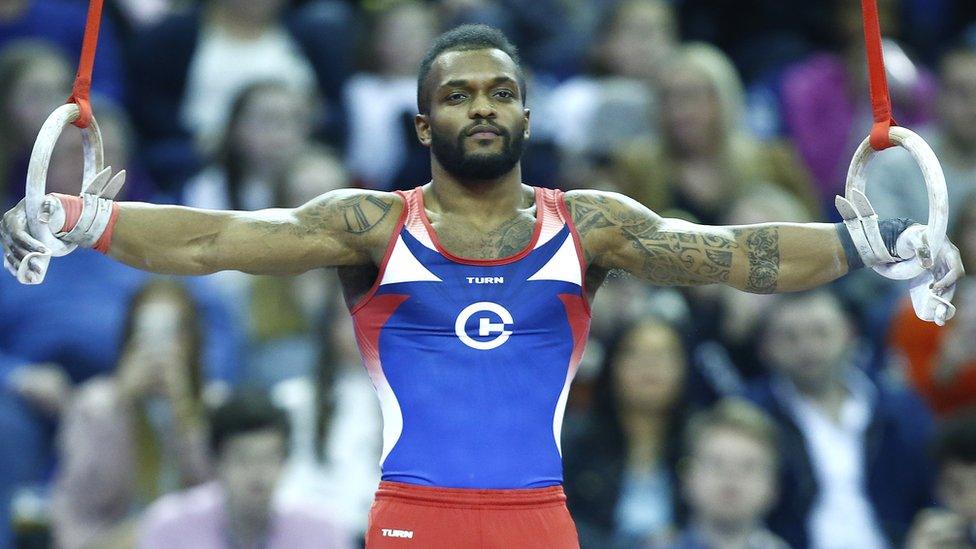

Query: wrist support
<box><xmin>835</xmin><ymin>217</ymin><xmax>917</xmax><ymax>271</ymax></box>
<box><xmin>50</xmin><ymin>193</ymin><xmax>120</xmax><ymax>254</ymax></box>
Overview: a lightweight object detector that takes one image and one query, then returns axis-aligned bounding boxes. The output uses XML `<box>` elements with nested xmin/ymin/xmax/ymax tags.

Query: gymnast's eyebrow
<box><xmin>439</xmin><ymin>76</ymin><xmax>519</xmax><ymax>91</ymax></box>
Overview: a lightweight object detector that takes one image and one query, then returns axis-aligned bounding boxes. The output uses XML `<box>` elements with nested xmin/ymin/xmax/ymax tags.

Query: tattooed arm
<box><xmin>565</xmin><ymin>190</ymin><xmax>848</xmax><ymax>293</ymax></box>
<box><xmin>109</xmin><ymin>189</ymin><xmax>400</xmax><ymax>275</ymax></box>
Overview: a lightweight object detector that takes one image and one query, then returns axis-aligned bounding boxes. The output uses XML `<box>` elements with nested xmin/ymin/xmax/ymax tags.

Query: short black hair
<box><xmin>417</xmin><ymin>24</ymin><xmax>526</xmax><ymax>114</ymax></box>
<box><xmin>933</xmin><ymin>410</ymin><xmax>976</xmax><ymax>466</ymax></box>
<box><xmin>209</xmin><ymin>391</ymin><xmax>291</xmax><ymax>457</ymax></box>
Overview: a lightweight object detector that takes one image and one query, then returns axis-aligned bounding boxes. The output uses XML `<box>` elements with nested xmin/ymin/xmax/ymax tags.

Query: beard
<box><xmin>431</xmin><ymin>121</ymin><xmax>525</xmax><ymax>181</ymax></box>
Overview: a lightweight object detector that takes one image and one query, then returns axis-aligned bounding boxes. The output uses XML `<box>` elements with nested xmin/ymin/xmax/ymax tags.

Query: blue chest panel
<box><xmin>358</xmin><ymin>226</ymin><xmax>588</xmax><ymax>488</ymax></box>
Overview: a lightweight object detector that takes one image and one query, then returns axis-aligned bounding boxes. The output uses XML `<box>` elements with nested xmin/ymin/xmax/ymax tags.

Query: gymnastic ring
<box><xmin>845</xmin><ymin>126</ymin><xmax>948</xmax><ymax>280</ymax></box>
<box><xmin>18</xmin><ymin>103</ymin><xmax>104</xmax><ymax>284</ymax></box>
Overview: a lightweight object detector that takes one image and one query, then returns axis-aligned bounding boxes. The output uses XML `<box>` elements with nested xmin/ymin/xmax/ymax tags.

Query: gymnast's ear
<box><xmin>415</xmin><ymin>114</ymin><xmax>432</xmax><ymax>147</ymax></box>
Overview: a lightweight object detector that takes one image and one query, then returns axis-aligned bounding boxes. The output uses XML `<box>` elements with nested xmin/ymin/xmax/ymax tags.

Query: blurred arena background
<box><xmin>1</xmin><ymin>0</ymin><xmax>976</xmax><ymax>547</ymax></box>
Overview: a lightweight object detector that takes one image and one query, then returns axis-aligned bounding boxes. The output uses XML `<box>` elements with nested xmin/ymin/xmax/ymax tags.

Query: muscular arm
<box><xmin>109</xmin><ymin>189</ymin><xmax>399</xmax><ymax>275</ymax></box>
<box><xmin>566</xmin><ymin>190</ymin><xmax>848</xmax><ymax>293</ymax></box>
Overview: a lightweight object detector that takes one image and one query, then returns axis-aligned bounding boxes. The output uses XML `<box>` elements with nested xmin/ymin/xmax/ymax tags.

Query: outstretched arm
<box><xmin>2</xmin><ymin>189</ymin><xmax>400</xmax><ymax>278</ymax></box>
<box><xmin>566</xmin><ymin>190</ymin><xmax>847</xmax><ymax>293</ymax></box>
<box><xmin>109</xmin><ymin>189</ymin><xmax>399</xmax><ymax>275</ymax></box>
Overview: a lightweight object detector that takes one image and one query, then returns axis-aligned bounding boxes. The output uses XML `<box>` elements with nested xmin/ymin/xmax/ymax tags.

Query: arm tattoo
<box><xmin>568</xmin><ymin>193</ymin><xmax>736</xmax><ymax>285</ymax></box>
<box><xmin>737</xmin><ymin>227</ymin><xmax>780</xmax><ymax>293</ymax></box>
<box><xmin>626</xmin><ymin>228</ymin><xmax>738</xmax><ymax>286</ymax></box>
<box><xmin>339</xmin><ymin>195</ymin><xmax>393</xmax><ymax>234</ymax></box>
<box><xmin>568</xmin><ymin>193</ymin><xmax>781</xmax><ymax>291</ymax></box>
<box><xmin>262</xmin><ymin>193</ymin><xmax>395</xmax><ymax>240</ymax></box>
<box><xmin>567</xmin><ymin>194</ymin><xmax>618</xmax><ymax>234</ymax></box>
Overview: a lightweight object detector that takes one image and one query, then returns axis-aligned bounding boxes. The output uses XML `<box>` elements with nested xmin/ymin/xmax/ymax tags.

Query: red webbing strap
<box><xmin>67</xmin><ymin>0</ymin><xmax>105</xmax><ymax>129</ymax></box>
<box><xmin>862</xmin><ymin>0</ymin><xmax>896</xmax><ymax>150</ymax></box>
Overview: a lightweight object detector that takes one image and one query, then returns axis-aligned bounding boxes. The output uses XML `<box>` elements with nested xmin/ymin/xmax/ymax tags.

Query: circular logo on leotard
<box><xmin>455</xmin><ymin>302</ymin><xmax>514</xmax><ymax>350</ymax></box>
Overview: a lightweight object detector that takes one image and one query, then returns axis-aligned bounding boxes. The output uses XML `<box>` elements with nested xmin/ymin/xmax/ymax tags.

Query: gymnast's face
<box><xmin>416</xmin><ymin>49</ymin><xmax>530</xmax><ymax>182</ymax></box>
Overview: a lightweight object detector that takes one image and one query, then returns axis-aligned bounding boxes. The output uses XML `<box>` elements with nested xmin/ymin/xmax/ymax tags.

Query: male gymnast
<box><xmin>0</xmin><ymin>25</ymin><xmax>963</xmax><ymax>548</ymax></box>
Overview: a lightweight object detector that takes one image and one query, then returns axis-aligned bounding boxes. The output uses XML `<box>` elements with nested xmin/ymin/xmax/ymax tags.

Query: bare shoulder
<box><xmin>563</xmin><ymin>189</ymin><xmax>659</xmax><ymax>232</ymax></box>
<box><xmin>563</xmin><ymin>189</ymin><xmax>663</xmax><ymax>262</ymax></box>
<box><xmin>297</xmin><ymin>188</ymin><xmax>404</xmax><ymax>248</ymax></box>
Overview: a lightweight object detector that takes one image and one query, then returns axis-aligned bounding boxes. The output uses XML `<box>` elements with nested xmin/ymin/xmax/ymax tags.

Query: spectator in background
<box><xmin>0</xmin><ymin>70</ymin><xmax>241</xmax><ymax>546</ymax></box>
<box><xmin>85</xmin><ymin>96</ymin><xmax>161</xmax><ymax>203</ymax></box>
<box><xmin>686</xmin><ymin>184</ymin><xmax>815</xmax><ymax>390</ymax></box>
<box><xmin>865</xmin><ymin>46</ymin><xmax>976</xmax><ymax>226</ymax></box>
<box><xmin>678</xmin><ymin>0</ymin><xmax>833</xmax><ymax>84</ymax></box>
<box><xmin>182</xmin><ymin>80</ymin><xmax>316</xmax><ymax>212</ymax></box>
<box><xmin>547</xmin><ymin>0</ymin><xmax>676</xmax><ymax>160</ymax></box>
<box><xmin>0</xmin><ymin>41</ymin><xmax>158</xmax><ymax>206</ymax></box>
<box><xmin>139</xmin><ymin>391</ymin><xmax>354</xmax><ymax>549</ymax></box>
<box><xmin>906</xmin><ymin>410</ymin><xmax>976</xmax><ymax>549</ymax></box>
<box><xmin>247</xmin><ymin>145</ymin><xmax>352</xmax><ymax>385</ymax></box>
<box><xmin>344</xmin><ymin>0</ymin><xmax>439</xmax><ymax>190</ymax></box>
<box><xmin>105</xmin><ymin>0</ymin><xmax>181</xmax><ymax>41</ymax></box>
<box><xmin>750</xmin><ymin>290</ymin><xmax>934</xmax><ymax>548</ymax></box>
<box><xmin>664</xmin><ymin>399</ymin><xmax>787</xmax><ymax>549</ymax></box>
<box><xmin>615</xmin><ymin>43</ymin><xmax>818</xmax><ymax>224</ymax></box>
<box><xmin>186</xmin><ymin>133</ymin><xmax>349</xmax><ymax>386</ymax></box>
<box><xmin>439</xmin><ymin>0</ymin><xmax>602</xmax><ymax>80</ymax></box>
<box><xmin>889</xmin><ymin>193</ymin><xmax>976</xmax><ymax>417</ymax></box>
<box><xmin>128</xmin><ymin>0</ymin><xmax>355</xmax><ymax>188</ymax></box>
<box><xmin>275</xmin><ymin>293</ymin><xmax>383</xmax><ymax>539</ymax></box>
<box><xmin>51</xmin><ymin>279</ymin><xmax>211</xmax><ymax>549</ymax></box>
<box><xmin>0</xmin><ymin>40</ymin><xmax>72</xmax><ymax>207</ymax></box>
<box><xmin>780</xmin><ymin>0</ymin><xmax>936</xmax><ymax>209</ymax></box>
<box><xmin>564</xmin><ymin>316</ymin><xmax>694</xmax><ymax>548</ymax></box>
<box><xmin>0</xmin><ymin>0</ymin><xmax>125</xmax><ymax>101</ymax></box>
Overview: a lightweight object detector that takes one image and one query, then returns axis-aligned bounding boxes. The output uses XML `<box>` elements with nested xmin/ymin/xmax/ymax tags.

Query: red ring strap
<box><xmin>861</xmin><ymin>0</ymin><xmax>897</xmax><ymax>150</ymax></box>
<box><xmin>67</xmin><ymin>0</ymin><xmax>104</xmax><ymax>129</ymax></box>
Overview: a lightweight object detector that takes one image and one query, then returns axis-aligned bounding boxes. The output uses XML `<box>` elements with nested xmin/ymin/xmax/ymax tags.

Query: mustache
<box><xmin>463</xmin><ymin>121</ymin><xmax>507</xmax><ymax>137</ymax></box>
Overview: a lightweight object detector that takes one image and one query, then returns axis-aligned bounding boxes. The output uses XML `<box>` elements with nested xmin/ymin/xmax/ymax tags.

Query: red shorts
<box><xmin>365</xmin><ymin>481</ymin><xmax>580</xmax><ymax>548</ymax></box>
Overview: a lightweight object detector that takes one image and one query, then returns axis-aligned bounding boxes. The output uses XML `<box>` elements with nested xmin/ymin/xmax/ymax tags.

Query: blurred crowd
<box><xmin>2</xmin><ymin>0</ymin><xmax>976</xmax><ymax>547</ymax></box>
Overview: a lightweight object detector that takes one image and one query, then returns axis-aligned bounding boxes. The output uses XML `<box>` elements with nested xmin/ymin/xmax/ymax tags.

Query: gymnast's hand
<box><xmin>0</xmin><ymin>199</ymin><xmax>50</xmax><ymax>282</ymax></box>
<box><xmin>929</xmin><ymin>238</ymin><xmax>965</xmax><ymax>296</ymax></box>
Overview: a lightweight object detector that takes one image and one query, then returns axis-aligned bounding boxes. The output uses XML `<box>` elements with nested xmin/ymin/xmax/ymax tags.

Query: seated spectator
<box><xmin>128</xmin><ymin>0</ymin><xmax>355</xmax><ymax>187</ymax></box>
<box><xmin>190</xmin><ymin>142</ymin><xmax>349</xmax><ymax>385</ymax></box>
<box><xmin>182</xmin><ymin>80</ymin><xmax>316</xmax><ymax>212</ymax></box>
<box><xmin>664</xmin><ymin>399</ymin><xmax>787</xmax><ymax>549</ymax></box>
<box><xmin>547</xmin><ymin>0</ymin><xmax>675</xmax><ymax>158</ymax></box>
<box><xmin>86</xmin><ymin>96</ymin><xmax>161</xmax><ymax>203</ymax></box>
<box><xmin>0</xmin><ymin>93</ymin><xmax>241</xmax><ymax>548</ymax></box>
<box><xmin>564</xmin><ymin>315</ymin><xmax>694</xmax><ymax>548</ymax></box>
<box><xmin>106</xmin><ymin>0</ymin><xmax>181</xmax><ymax>40</ymax></box>
<box><xmin>0</xmin><ymin>0</ymin><xmax>124</xmax><ymax>101</ymax></box>
<box><xmin>906</xmin><ymin>410</ymin><xmax>976</xmax><ymax>549</ymax></box>
<box><xmin>865</xmin><ymin>46</ymin><xmax>976</xmax><ymax>226</ymax></box>
<box><xmin>275</xmin><ymin>294</ymin><xmax>383</xmax><ymax>539</ymax></box>
<box><xmin>51</xmin><ymin>279</ymin><xmax>212</xmax><ymax>549</ymax></box>
<box><xmin>139</xmin><ymin>391</ymin><xmax>354</xmax><ymax>548</ymax></box>
<box><xmin>615</xmin><ymin>43</ymin><xmax>818</xmax><ymax>224</ymax></box>
<box><xmin>780</xmin><ymin>0</ymin><xmax>936</xmax><ymax>208</ymax></box>
<box><xmin>889</xmin><ymin>193</ymin><xmax>976</xmax><ymax>417</ymax></box>
<box><xmin>344</xmin><ymin>0</ymin><xmax>439</xmax><ymax>190</ymax></box>
<box><xmin>0</xmin><ymin>41</ymin><xmax>158</xmax><ymax>206</ymax></box>
<box><xmin>686</xmin><ymin>184</ymin><xmax>816</xmax><ymax>388</ymax></box>
<box><xmin>0</xmin><ymin>39</ymin><xmax>72</xmax><ymax>206</ymax></box>
<box><xmin>750</xmin><ymin>290</ymin><xmax>935</xmax><ymax>548</ymax></box>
